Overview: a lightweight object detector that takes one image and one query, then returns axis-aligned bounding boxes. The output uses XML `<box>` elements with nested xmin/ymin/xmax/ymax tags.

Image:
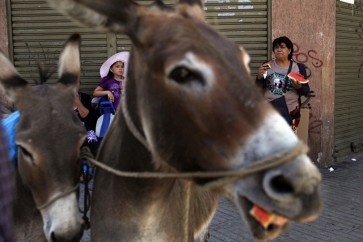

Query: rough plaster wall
<box><xmin>0</xmin><ymin>0</ymin><xmax>10</xmax><ymax>105</ymax></box>
<box><xmin>0</xmin><ymin>0</ymin><xmax>8</xmax><ymax>56</ymax></box>
<box><xmin>272</xmin><ymin>0</ymin><xmax>336</xmax><ymax>166</ymax></box>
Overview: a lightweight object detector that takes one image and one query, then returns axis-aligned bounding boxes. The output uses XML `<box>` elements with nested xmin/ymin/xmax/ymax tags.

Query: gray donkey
<box><xmin>0</xmin><ymin>34</ymin><xmax>85</xmax><ymax>242</ymax></box>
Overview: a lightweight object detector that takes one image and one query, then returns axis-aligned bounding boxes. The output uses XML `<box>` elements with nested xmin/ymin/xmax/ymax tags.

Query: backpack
<box><xmin>296</xmin><ymin>62</ymin><xmax>315</xmax><ymax>109</ymax></box>
<box><xmin>296</xmin><ymin>62</ymin><xmax>310</xmax><ymax>80</ymax></box>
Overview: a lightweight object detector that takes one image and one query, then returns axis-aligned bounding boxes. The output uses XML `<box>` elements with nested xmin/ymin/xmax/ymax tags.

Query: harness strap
<box><xmin>121</xmin><ymin>83</ymin><xmax>150</xmax><ymax>150</ymax></box>
<box><xmin>81</xmin><ymin>141</ymin><xmax>307</xmax><ymax>189</ymax></box>
<box><xmin>37</xmin><ymin>184</ymin><xmax>80</xmax><ymax>210</ymax></box>
<box><xmin>80</xmin><ymin>140</ymin><xmax>307</xmax><ymax>242</ymax></box>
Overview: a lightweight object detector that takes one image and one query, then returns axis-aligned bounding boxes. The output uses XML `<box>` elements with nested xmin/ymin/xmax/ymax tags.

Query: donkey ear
<box><xmin>47</xmin><ymin>0</ymin><xmax>141</xmax><ymax>35</ymax></box>
<box><xmin>58</xmin><ymin>33</ymin><xmax>81</xmax><ymax>88</ymax></box>
<box><xmin>239</xmin><ymin>46</ymin><xmax>251</xmax><ymax>75</ymax></box>
<box><xmin>0</xmin><ymin>50</ymin><xmax>28</xmax><ymax>102</ymax></box>
<box><xmin>177</xmin><ymin>0</ymin><xmax>205</xmax><ymax>20</ymax></box>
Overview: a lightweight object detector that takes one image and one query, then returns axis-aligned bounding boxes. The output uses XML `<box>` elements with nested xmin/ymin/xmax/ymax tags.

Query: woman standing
<box><xmin>256</xmin><ymin>36</ymin><xmax>310</xmax><ymax>131</ymax></box>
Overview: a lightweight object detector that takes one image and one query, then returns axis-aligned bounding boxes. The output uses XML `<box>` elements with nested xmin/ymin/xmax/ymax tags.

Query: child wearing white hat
<box><xmin>93</xmin><ymin>51</ymin><xmax>130</xmax><ymax>110</ymax></box>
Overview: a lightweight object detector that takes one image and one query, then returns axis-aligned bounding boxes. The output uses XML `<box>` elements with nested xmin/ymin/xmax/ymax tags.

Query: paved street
<box><xmin>81</xmin><ymin>153</ymin><xmax>363</xmax><ymax>242</ymax></box>
<box><xmin>209</xmin><ymin>154</ymin><xmax>363</xmax><ymax>242</ymax></box>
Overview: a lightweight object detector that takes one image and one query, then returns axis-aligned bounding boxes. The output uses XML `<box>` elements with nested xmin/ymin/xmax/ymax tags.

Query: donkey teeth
<box><xmin>249</xmin><ymin>204</ymin><xmax>288</xmax><ymax>229</ymax></box>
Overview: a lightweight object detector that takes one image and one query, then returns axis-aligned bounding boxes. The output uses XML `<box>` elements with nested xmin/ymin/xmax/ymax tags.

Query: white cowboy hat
<box><xmin>99</xmin><ymin>51</ymin><xmax>130</xmax><ymax>78</ymax></box>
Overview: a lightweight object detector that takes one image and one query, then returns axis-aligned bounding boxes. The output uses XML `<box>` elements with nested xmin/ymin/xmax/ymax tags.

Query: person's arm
<box><xmin>290</xmin><ymin>76</ymin><xmax>310</xmax><ymax>96</ymax></box>
<box><xmin>296</xmin><ymin>83</ymin><xmax>310</xmax><ymax>96</ymax></box>
<box><xmin>292</xmin><ymin>63</ymin><xmax>310</xmax><ymax>96</ymax></box>
<box><xmin>93</xmin><ymin>86</ymin><xmax>115</xmax><ymax>103</ymax></box>
<box><xmin>255</xmin><ymin>63</ymin><xmax>268</xmax><ymax>89</ymax></box>
<box><xmin>74</xmin><ymin>94</ymin><xmax>89</xmax><ymax>118</ymax></box>
<box><xmin>75</xmin><ymin>93</ymin><xmax>99</xmax><ymax>130</ymax></box>
<box><xmin>93</xmin><ymin>86</ymin><xmax>109</xmax><ymax>97</ymax></box>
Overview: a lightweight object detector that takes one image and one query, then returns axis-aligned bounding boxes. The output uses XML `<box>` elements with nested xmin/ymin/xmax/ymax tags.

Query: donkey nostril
<box><xmin>49</xmin><ymin>227</ymin><xmax>83</xmax><ymax>242</ymax></box>
<box><xmin>270</xmin><ymin>175</ymin><xmax>294</xmax><ymax>194</ymax></box>
<box><xmin>263</xmin><ymin>170</ymin><xmax>295</xmax><ymax>201</ymax></box>
<box><xmin>51</xmin><ymin>231</ymin><xmax>57</xmax><ymax>242</ymax></box>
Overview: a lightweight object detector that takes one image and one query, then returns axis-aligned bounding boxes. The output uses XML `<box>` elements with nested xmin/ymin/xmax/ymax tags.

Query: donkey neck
<box><xmin>93</xmin><ymin>120</ymin><xmax>218</xmax><ymax>241</ymax></box>
<box><xmin>13</xmin><ymin>172</ymin><xmax>46</xmax><ymax>241</ymax></box>
<box><xmin>91</xmin><ymin>83</ymin><xmax>219</xmax><ymax>241</ymax></box>
<box><xmin>96</xmin><ymin>110</ymin><xmax>176</xmax><ymax>182</ymax></box>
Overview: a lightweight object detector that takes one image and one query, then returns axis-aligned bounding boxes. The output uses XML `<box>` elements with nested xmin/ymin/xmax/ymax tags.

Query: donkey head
<box><xmin>0</xmin><ymin>34</ymin><xmax>85</xmax><ymax>242</ymax></box>
<box><xmin>49</xmin><ymin>0</ymin><xmax>322</xmax><ymax>240</ymax></box>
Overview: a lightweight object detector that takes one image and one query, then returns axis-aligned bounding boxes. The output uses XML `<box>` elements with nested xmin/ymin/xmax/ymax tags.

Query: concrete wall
<box><xmin>0</xmin><ymin>0</ymin><xmax>10</xmax><ymax>105</ymax></box>
<box><xmin>0</xmin><ymin>0</ymin><xmax>9</xmax><ymax>57</ymax></box>
<box><xmin>272</xmin><ymin>0</ymin><xmax>336</xmax><ymax>166</ymax></box>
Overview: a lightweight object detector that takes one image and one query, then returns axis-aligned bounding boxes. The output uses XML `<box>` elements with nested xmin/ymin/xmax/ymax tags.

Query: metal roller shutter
<box><xmin>9</xmin><ymin>0</ymin><xmax>269</xmax><ymax>94</ymax></box>
<box><xmin>335</xmin><ymin>0</ymin><xmax>363</xmax><ymax>159</ymax></box>
<box><xmin>206</xmin><ymin>0</ymin><xmax>269</xmax><ymax>73</ymax></box>
<box><xmin>9</xmin><ymin>0</ymin><xmax>108</xmax><ymax>94</ymax></box>
<box><xmin>116</xmin><ymin>0</ymin><xmax>270</xmax><ymax>76</ymax></box>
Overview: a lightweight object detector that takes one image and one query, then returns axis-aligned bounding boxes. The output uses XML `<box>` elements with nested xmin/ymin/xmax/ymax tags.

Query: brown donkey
<box><xmin>0</xmin><ymin>34</ymin><xmax>85</xmax><ymax>242</ymax></box>
<box><xmin>48</xmin><ymin>0</ymin><xmax>322</xmax><ymax>241</ymax></box>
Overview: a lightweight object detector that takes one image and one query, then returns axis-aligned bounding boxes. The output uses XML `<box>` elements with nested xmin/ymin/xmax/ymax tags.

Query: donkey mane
<box><xmin>151</xmin><ymin>0</ymin><xmax>174</xmax><ymax>12</ymax></box>
<box><xmin>35</xmin><ymin>64</ymin><xmax>54</xmax><ymax>85</ymax></box>
<box><xmin>0</xmin><ymin>64</ymin><xmax>53</xmax><ymax>116</ymax></box>
<box><xmin>0</xmin><ymin>99</ymin><xmax>15</xmax><ymax>117</ymax></box>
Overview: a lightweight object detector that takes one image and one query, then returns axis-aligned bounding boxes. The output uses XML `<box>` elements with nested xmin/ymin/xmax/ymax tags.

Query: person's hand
<box><xmin>74</xmin><ymin>94</ymin><xmax>89</xmax><ymax>118</ymax></box>
<box><xmin>257</xmin><ymin>64</ymin><xmax>268</xmax><ymax>79</ymax></box>
<box><xmin>74</xmin><ymin>94</ymin><xmax>82</xmax><ymax>109</ymax></box>
<box><xmin>290</xmin><ymin>79</ymin><xmax>302</xmax><ymax>89</ymax></box>
<box><xmin>107</xmin><ymin>91</ymin><xmax>115</xmax><ymax>103</ymax></box>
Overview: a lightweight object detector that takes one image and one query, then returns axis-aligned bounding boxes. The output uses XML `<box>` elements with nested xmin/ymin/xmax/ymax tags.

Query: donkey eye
<box><xmin>18</xmin><ymin>145</ymin><xmax>34</xmax><ymax>163</ymax></box>
<box><xmin>168</xmin><ymin>66</ymin><xmax>205</xmax><ymax>86</ymax></box>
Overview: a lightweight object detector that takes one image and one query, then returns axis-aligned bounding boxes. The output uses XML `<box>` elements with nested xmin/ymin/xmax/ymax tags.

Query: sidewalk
<box><xmin>80</xmin><ymin>152</ymin><xmax>363</xmax><ymax>242</ymax></box>
<box><xmin>209</xmin><ymin>153</ymin><xmax>363</xmax><ymax>242</ymax></box>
